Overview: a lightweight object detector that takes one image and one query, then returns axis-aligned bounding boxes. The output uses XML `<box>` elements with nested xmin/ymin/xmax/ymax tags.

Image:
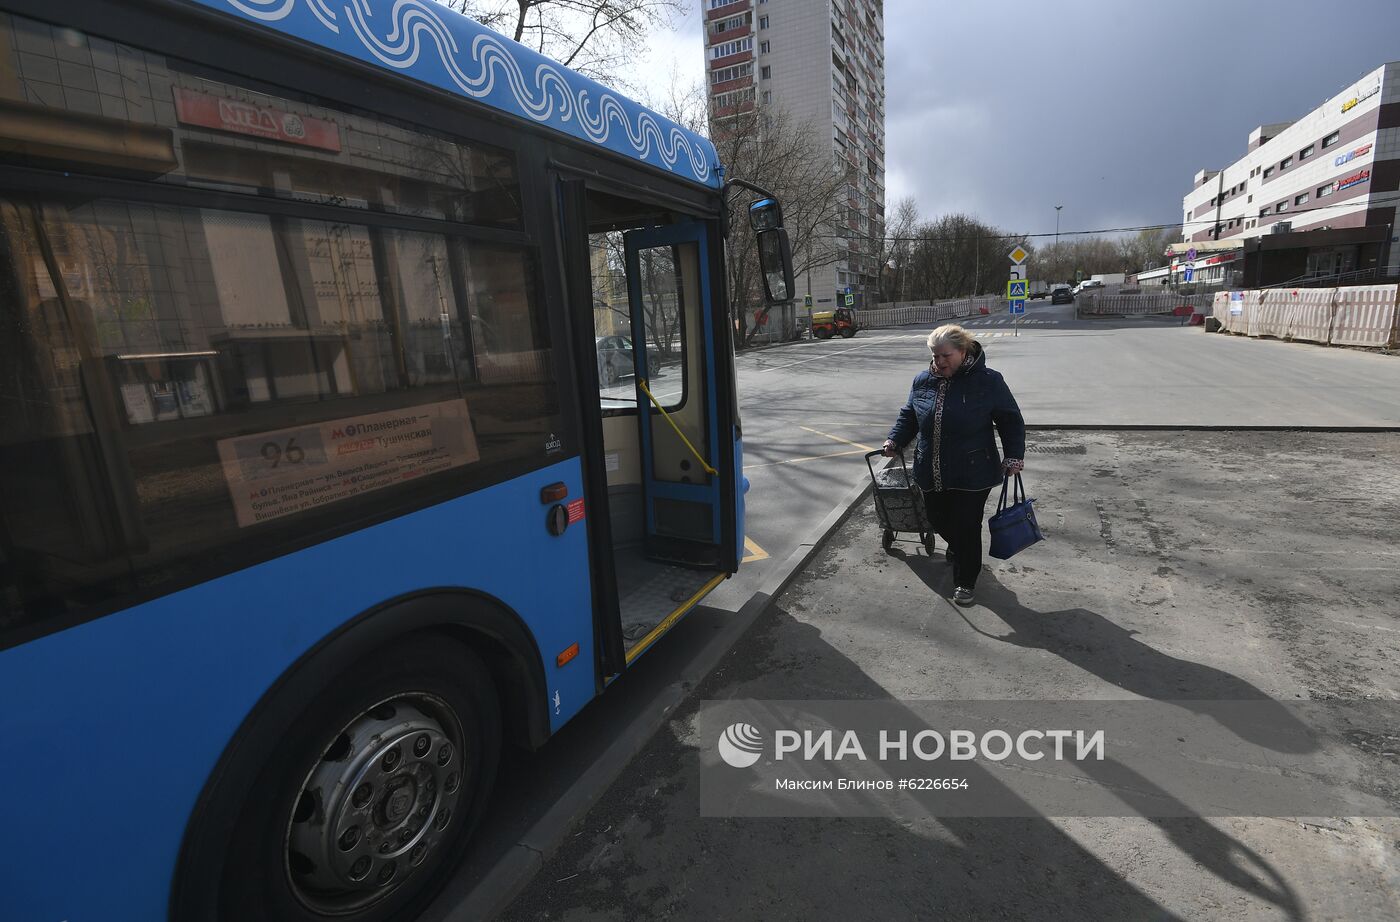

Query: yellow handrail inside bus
<box><xmin>636</xmin><ymin>378</ymin><xmax>718</xmax><ymax>476</ymax></box>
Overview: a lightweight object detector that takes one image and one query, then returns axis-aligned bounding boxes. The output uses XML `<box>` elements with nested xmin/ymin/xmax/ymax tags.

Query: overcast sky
<box><xmin>629</xmin><ymin>0</ymin><xmax>1400</xmax><ymax>240</ymax></box>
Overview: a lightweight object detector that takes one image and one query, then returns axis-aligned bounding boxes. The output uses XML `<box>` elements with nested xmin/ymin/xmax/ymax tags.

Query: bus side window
<box><xmin>0</xmin><ymin>203</ymin><xmax>145</xmax><ymax>625</ymax></box>
<box><xmin>0</xmin><ymin>197</ymin><xmax>561</xmax><ymax>639</ymax></box>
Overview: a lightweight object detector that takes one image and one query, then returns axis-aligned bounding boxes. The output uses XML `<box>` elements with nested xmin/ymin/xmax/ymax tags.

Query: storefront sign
<box><xmin>1333</xmin><ymin>143</ymin><xmax>1372</xmax><ymax>168</ymax></box>
<box><xmin>1336</xmin><ymin>168</ymin><xmax>1372</xmax><ymax>192</ymax></box>
<box><xmin>174</xmin><ymin>88</ymin><xmax>342</xmax><ymax>152</ymax></box>
<box><xmin>1340</xmin><ymin>84</ymin><xmax>1378</xmax><ymax>113</ymax></box>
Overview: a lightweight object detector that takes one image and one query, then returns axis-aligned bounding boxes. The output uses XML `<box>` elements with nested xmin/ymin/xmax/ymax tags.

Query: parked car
<box><xmin>1029</xmin><ymin>289</ymin><xmax>1048</xmax><ymax>300</ymax></box>
<box><xmin>596</xmin><ymin>335</ymin><xmax>660</xmax><ymax>386</ymax></box>
<box><xmin>1050</xmin><ymin>286</ymin><xmax>1074</xmax><ymax>304</ymax></box>
<box><xmin>1072</xmin><ymin>279</ymin><xmax>1104</xmax><ymax>295</ymax></box>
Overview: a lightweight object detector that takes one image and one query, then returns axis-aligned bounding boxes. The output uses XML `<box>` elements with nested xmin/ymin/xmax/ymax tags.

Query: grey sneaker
<box><xmin>952</xmin><ymin>586</ymin><xmax>975</xmax><ymax>607</ymax></box>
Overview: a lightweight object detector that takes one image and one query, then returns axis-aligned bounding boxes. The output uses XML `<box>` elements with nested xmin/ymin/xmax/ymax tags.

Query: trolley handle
<box><xmin>865</xmin><ymin>447</ymin><xmax>913</xmax><ymax>482</ymax></box>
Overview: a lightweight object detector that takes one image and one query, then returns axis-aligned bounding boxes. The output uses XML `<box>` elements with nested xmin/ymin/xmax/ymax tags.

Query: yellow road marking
<box><xmin>742</xmin><ymin>536</ymin><xmax>770</xmax><ymax>562</ymax></box>
<box><xmin>798</xmin><ymin>426</ymin><xmax>875</xmax><ymax>452</ymax></box>
<box><xmin>746</xmin><ymin>447</ymin><xmax>869</xmax><ymax>469</ymax></box>
<box><xmin>624</xmin><ymin>572</ymin><xmax>726</xmax><ymax>664</ymax></box>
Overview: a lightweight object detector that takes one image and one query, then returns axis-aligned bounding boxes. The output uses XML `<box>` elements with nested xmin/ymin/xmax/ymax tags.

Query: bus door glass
<box><xmin>622</xmin><ymin>224</ymin><xmax>722</xmax><ymax>560</ymax></box>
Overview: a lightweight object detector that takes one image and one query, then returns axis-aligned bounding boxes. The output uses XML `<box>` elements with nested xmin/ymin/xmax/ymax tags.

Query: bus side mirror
<box><xmin>741</xmin><ymin>193</ymin><xmax>795</xmax><ymax>305</ymax></box>
<box><xmin>749</xmin><ymin>197</ymin><xmax>784</xmax><ymax>232</ymax></box>
<box><xmin>756</xmin><ymin>228</ymin><xmax>794</xmax><ymax>305</ymax></box>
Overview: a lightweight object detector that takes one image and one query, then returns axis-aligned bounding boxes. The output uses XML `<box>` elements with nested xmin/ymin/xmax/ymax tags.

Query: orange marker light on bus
<box><xmin>556</xmin><ymin>643</ymin><xmax>580</xmax><ymax>667</ymax></box>
<box><xmin>540</xmin><ymin>482</ymin><xmax>568</xmax><ymax>503</ymax></box>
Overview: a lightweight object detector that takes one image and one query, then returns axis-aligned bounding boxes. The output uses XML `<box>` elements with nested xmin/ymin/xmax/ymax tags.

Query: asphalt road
<box><xmin>710</xmin><ymin>298</ymin><xmax>1400</xmax><ymax>611</ymax></box>
<box><xmin>501</xmin><ymin>429</ymin><xmax>1400</xmax><ymax>921</ymax></box>
<box><xmin>423</xmin><ymin>300</ymin><xmax>1400</xmax><ymax>920</ymax></box>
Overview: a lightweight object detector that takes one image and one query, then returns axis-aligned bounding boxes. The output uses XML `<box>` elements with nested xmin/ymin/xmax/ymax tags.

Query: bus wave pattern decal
<box><xmin>215</xmin><ymin>0</ymin><xmax>712</xmax><ymax>184</ymax></box>
<box><xmin>229</xmin><ymin>0</ymin><xmax>339</xmax><ymax>32</ymax></box>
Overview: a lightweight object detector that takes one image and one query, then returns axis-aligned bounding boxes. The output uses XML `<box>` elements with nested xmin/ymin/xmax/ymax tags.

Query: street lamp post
<box><xmin>1054</xmin><ymin>205</ymin><xmax>1063</xmax><ymax>283</ymax></box>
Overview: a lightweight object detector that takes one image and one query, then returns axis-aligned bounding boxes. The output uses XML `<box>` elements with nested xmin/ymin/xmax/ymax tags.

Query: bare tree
<box><xmin>892</xmin><ymin>221</ymin><xmax>1181</xmax><ymax>294</ymax></box>
<box><xmin>1034</xmin><ymin>235</ymin><xmax>1135</xmax><ymax>286</ymax></box>
<box><xmin>1115</xmin><ymin>235</ymin><xmax>1139</xmax><ymax>276</ymax></box>
<box><xmin>881</xmin><ymin>196</ymin><xmax>918</xmax><ymax>303</ymax></box>
<box><xmin>1130</xmin><ymin>227</ymin><xmax>1175</xmax><ymax>271</ymax></box>
<box><xmin>902</xmin><ymin>214</ymin><xmax>1019</xmax><ymax>302</ymax></box>
<box><xmin>438</xmin><ymin>0</ymin><xmax>683</xmax><ymax>84</ymax></box>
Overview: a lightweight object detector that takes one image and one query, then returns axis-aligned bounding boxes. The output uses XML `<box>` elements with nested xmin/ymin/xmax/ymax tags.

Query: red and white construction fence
<box><xmin>1210</xmin><ymin>285</ymin><xmax>1399</xmax><ymax>349</ymax></box>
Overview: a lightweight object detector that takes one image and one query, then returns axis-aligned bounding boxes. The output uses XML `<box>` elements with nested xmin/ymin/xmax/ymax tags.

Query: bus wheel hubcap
<box><xmin>286</xmin><ymin>696</ymin><xmax>463</xmax><ymax>912</ymax></box>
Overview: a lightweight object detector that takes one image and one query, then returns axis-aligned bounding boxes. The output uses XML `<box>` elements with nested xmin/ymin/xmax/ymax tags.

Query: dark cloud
<box><xmin>885</xmin><ymin>0</ymin><xmax>1400</xmax><ymax>237</ymax></box>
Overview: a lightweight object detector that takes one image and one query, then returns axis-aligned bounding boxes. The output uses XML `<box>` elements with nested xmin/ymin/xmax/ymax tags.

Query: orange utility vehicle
<box><xmin>811</xmin><ymin>307</ymin><xmax>858</xmax><ymax>339</ymax></box>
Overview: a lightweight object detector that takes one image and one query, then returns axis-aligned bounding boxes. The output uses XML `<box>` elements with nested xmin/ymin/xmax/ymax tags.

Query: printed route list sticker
<box><xmin>217</xmin><ymin>400</ymin><xmax>479</xmax><ymax>527</ymax></box>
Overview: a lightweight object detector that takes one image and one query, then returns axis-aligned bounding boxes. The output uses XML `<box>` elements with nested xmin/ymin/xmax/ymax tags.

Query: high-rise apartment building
<box><xmin>702</xmin><ymin>0</ymin><xmax>886</xmax><ymax>311</ymax></box>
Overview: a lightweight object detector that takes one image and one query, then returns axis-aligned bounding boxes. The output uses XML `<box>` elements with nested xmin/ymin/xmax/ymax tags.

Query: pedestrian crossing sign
<box><xmin>1006</xmin><ymin>280</ymin><xmax>1028</xmax><ymax>299</ymax></box>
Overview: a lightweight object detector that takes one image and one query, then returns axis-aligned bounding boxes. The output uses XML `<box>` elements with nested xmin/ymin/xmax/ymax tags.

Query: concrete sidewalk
<box><xmin>502</xmin><ymin>430</ymin><xmax>1400</xmax><ymax>921</ymax></box>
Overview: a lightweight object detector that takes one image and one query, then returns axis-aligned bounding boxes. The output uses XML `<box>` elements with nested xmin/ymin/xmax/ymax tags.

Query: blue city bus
<box><xmin>0</xmin><ymin>1</ymin><xmax>794</xmax><ymax>919</ymax></box>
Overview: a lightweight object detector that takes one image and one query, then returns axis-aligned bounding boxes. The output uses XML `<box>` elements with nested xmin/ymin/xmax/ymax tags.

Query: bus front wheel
<box><xmin>217</xmin><ymin>636</ymin><xmax>501</xmax><ymax>922</ymax></box>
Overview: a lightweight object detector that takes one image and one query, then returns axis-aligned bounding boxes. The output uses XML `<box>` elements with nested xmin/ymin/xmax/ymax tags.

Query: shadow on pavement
<box><xmin>882</xmin><ymin>552</ymin><xmax>1311</xmax><ymax>920</ymax></box>
<box><xmin>973</xmin><ymin>580</ymin><xmax>1313</xmax><ymax>753</ymax></box>
<box><xmin>891</xmin><ymin>548</ymin><xmax>1316</xmax><ymax>754</ymax></box>
<box><xmin>1075</xmin><ymin>757</ymin><xmax>1305</xmax><ymax>920</ymax></box>
<box><xmin>503</xmin><ymin>593</ymin><xmax>1316</xmax><ymax>921</ymax></box>
<box><xmin>505</xmin><ymin>602</ymin><xmax>1188</xmax><ymax>920</ymax></box>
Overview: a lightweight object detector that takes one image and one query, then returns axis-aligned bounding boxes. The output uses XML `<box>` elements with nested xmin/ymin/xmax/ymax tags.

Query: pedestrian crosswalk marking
<box><xmin>967</xmin><ymin>318</ymin><xmax>1054</xmax><ymax>327</ymax></box>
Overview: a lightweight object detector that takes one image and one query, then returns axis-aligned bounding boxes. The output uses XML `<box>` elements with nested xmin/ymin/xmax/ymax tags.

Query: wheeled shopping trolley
<box><xmin>865</xmin><ymin>450</ymin><xmax>934</xmax><ymax>554</ymax></box>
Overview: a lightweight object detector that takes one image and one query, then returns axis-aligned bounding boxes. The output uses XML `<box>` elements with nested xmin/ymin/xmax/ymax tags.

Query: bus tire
<box><xmin>215</xmin><ymin>636</ymin><xmax>500</xmax><ymax>922</ymax></box>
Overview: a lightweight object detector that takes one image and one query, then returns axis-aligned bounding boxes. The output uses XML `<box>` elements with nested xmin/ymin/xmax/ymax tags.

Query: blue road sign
<box><xmin>1006</xmin><ymin>280</ymin><xmax>1028</xmax><ymax>299</ymax></box>
<box><xmin>1009</xmin><ymin>299</ymin><xmax>1026</xmax><ymax>314</ymax></box>
<box><xmin>1183</xmin><ymin>267</ymin><xmax>1194</xmax><ymax>282</ymax></box>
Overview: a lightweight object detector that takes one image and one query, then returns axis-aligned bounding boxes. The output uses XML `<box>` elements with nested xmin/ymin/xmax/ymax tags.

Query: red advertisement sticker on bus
<box><xmin>173</xmin><ymin>87</ymin><xmax>342</xmax><ymax>152</ymax></box>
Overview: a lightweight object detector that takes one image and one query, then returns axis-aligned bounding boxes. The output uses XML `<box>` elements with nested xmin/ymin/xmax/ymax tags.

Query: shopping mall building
<box><xmin>1181</xmin><ymin>62</ymin><xmax>1400</xmax><ymax>287</ymax></box>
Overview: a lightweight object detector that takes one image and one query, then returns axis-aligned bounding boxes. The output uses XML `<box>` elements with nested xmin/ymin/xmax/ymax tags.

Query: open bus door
<box><xmin>558</xmin><ymin>179</ymin><xmax>792</xmax><ymax>674</ymax></box>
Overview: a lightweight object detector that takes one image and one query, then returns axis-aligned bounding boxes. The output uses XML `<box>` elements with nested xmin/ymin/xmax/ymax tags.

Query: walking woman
<box><xmin>883</xmin><ymin>324</ymin><xmax>1025</xmax><ymax>607</ymax></box>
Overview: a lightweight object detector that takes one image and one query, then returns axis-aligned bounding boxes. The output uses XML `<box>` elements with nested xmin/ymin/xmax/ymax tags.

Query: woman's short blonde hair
<box><xmin>927</xmin><ymin>324</ymin><xmax>974</xmax><ymax>354</ymax></box>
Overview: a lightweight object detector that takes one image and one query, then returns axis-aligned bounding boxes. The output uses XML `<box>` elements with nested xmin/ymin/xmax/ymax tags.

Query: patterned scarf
<box><xmin>926</xmin><ymin>349</ymin><xmax>977</xmax><ymax>491</ymax></box>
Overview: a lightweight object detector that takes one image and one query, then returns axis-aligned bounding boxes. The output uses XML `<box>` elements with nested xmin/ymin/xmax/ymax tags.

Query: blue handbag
<box><xmin>988</xmin><ymin>473</ymin><xmax>1043</xmax><ymax>560</ymax></box>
